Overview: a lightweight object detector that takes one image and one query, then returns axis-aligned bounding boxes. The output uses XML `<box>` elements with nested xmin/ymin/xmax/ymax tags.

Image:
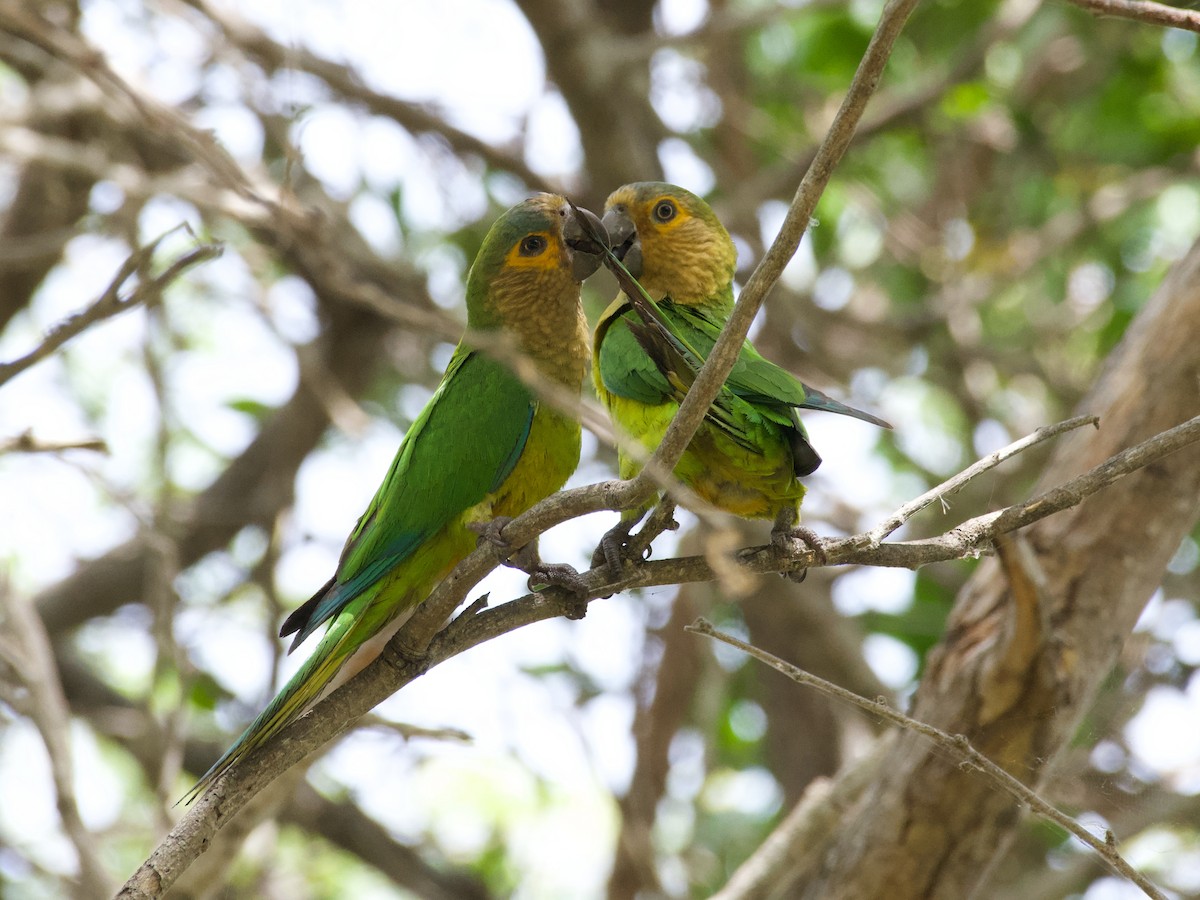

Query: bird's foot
<box><xmin>524</xmin><ymin>559</ymin><xmax>589</xmax><ymax>595</ymax></box>
<box><xmin>470</xmin><ymin>517</ymin><xmax>588</xmax><ymax>612</ymax></box>
<box><xmin>527</xmin><ymin>562</ymin><xmax>590</xmax><ymax>619</ymax></box>
<box><xmin>497</xmin><ymin>539</ymin><xmax>589</xmax><ymax>618</ymax></box>
<box><xmin>771</xmin><ymin>512</ymin><xmax>828</xmax><ymax>583</ymax></box>
<box><xmin>591</xmin><ymin>520</ymin><xmax>635</xmax><ymax>579</ymax></box>
<box><xmin>469</xmin><ymin>516</ymin><xmax>516</xmax><ymax>558</ymax></box>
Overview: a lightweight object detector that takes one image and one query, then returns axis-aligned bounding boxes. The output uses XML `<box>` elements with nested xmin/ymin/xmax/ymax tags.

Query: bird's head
<box><xmin>602</xmin><ymin>182</ymin><xmax>736</xmax><ymax>307</ymax></box>
<box><xmin>467</xmin><ymin>194</ymin><xmax>607</xmax><ymax>330</ymax></box>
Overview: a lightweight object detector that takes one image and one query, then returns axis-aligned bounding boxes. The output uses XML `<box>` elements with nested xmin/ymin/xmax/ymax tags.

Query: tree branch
<box><xmin>1062</xmin><ymin>0</ymin><xmax>1200</xmax><ymax>33</ymax></box>
<box><xmin>866</xmin><ymin>415</ymin><xmax>1099</xmax><ymax>545</ymax></box>
<box><xmin>0</xmin><ymin>430</ymin><xmax>107</xmax><ymax>454</ymax></box>
<box><xmin>0</xmin><ymin>233</ymin><xmax>221</xmax><ymax>388</ymax></box>
<box><xmin>0</xmin><ymin>588</ymin><xmax>112</xmax><ymax>897</ymax></box>
<box><xmin>686</xmin><ymin>619</ymin><xmax>1166</xmax><ymax>900</ymax></box>
<box><xmin>114</xmin><ymin>408</ymin><xmax>1200</xmax><ymax>898</ymax></box>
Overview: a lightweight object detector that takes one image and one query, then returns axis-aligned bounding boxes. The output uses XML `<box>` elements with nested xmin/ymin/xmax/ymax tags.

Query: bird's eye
<box><xmin>520</xmin><ymin>235</ymin><xmax>547</xmax><ymax>256</ymax></box>
<box><xmin>653</xmin><ymin>200</ymin><xmax>676</xmax><ymax>222</ymax></box>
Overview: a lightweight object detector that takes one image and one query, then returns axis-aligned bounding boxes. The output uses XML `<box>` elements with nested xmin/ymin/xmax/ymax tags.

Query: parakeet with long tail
<box><xmin>185</xmin><ymin>195</ymin><xmax>606</xmax><ymax>802</ymax></box>
<box><xmin>590</xmin><ymin>182</ymin><xmax>890</xmax><ymax>569</ymax></box>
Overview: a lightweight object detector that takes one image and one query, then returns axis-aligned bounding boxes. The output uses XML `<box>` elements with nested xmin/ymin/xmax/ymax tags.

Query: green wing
<box><xmin>598</xmin><ymin>299</ymin><xmax>793</xmax><ymax>458</ymax></box>
<box><xmin>594</xmin><ymin>238</ymin><xmax>887</xmax><ymax>427</ymax></box>
<box><xmin>596</xmin><ymin>300</ymin><xmax>676</xmax><ymax>405</ymax></box>
<box><xmin>664</xmin><ymin>303</ymin><xmax>891</xmax><ymax>428</ymax></box>
<box><xmin>280</xmin><ymin>347</ymin><xmax>535</xmax><ymax>648</ymax></box>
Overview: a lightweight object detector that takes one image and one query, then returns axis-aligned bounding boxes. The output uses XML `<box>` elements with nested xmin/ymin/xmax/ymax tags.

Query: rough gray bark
<box><xmin>798</xmin><ymin>238</ymin><xmax>1200</xmax><ymax>898</ymax></box>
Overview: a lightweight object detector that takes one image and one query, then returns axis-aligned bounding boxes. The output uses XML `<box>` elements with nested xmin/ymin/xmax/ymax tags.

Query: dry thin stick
<box><xmin>625</xmin><ymin>498</ymin><xmax>680</xmax><ymax>562</ymax></box>
<box><xmin>0</xmin><ymin>431</ymin><xmax>107</xmax><ymax>454</ymax></box>
<box><xmin>685</xmin><ymin>618</ymin><xmax>1168</xmax><ymax>900</ymax></box>
<box><xmin>0</xmin><ymin>589</ymin><xmax>112</xmax><ymax>898</ymax></box>
<box><xmin>0</xmin><ymin>234</ymin><xmax>221</xmax><ymax>388</ymax></box>
<box><xmin>181</xmin><ymin>0</ymin><xmax>558</xmax><ymax>193</ymax></box>
<box><xmin>1063</xmin><ymin>0</ymin><xmax>1200</xmax><ymax>33</ymax></box>
<box><xmin>867</xmin><ymin>415</ymin><xmax>1099</xmax><ymax>545</ymax></box>
<box><xmin>357</xmin><ymin>717</ymin><xmax>472</xmax><ymax>744</ymax></box>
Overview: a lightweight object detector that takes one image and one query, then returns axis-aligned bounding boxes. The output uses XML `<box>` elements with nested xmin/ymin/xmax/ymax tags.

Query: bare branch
<box><xmin>866</xmin><ymin>415</ymin><xmax>1099</xmax><ymax>545</ymax></box>
<box><xmin>1063</xmin><ymin>0</ymin><xmax>1200</xmax><ymax>33</ymax></box>
<box><xmin>0</xmin><ymin>233</ymin><xmax>221</xmax><ymax>388</ymax></box>
<box><xmin>0</xmin><ymin>431</ymin><xmax>107</xmax><ymax>454</ymax></box>
<box><xmin>685</xmin><ymin>618</ymin><xmax>1167</xmax><ymax>900</ymax></box>
<box><xmin>180</xmin><ymin>0</ymin><xmax>560</xmax><ymax>193</ymax></box>
<box><xmin>0</xmin><ymin>586</ymin><xmax>112</xmax><ymax>898</ymax></box>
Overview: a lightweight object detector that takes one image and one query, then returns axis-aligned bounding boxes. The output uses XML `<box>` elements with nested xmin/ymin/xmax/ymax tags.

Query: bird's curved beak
<box><xmin>601</xmin><ymin>207</ymin><xmax>642</xmax><ymax>277</ymax></box>
<box><xmin>563</xmin><ymin>206</ymin><xmax>608</xmax><ymax>281</ymax></box>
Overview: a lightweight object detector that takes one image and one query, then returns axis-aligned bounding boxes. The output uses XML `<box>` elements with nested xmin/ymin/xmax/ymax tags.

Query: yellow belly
<box><xmin>490</xmin><ymin>403</ymin><xmax>582</xmax><ymax>518</ymax></box>
<box><xmin>603</xmin><ymin>392</ymin><xmax>804</xmax><ymax>520</ymax></box>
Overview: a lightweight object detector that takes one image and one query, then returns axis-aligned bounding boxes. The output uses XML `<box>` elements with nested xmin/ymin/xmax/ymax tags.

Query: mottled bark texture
<box><xmin>800</xmin><ymin>239</ymin><xmax>1200</xmax><ymax>899</ymax></box>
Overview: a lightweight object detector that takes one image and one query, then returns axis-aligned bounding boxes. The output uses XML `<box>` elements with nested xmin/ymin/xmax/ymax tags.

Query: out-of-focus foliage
<box><xmin>0</xmin><ymin>0</ymin><xmax>1197</xmax><ymax>898</ymax></box>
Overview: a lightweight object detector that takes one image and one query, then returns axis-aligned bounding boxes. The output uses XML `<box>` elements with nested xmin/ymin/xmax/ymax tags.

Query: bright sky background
<box><xmin>1</xmin><ymin>1</ymin><xmax>1198</xmax><ymax>897</ymax></box>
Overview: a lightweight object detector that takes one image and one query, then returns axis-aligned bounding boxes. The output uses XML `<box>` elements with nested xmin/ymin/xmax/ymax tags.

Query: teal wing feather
<box><xmin>604</xmin><ymin>303</ymin><xmax>779</xmax><ymax>458</ymax></box>
<box><xmin>597</xmin><ymin>303</ymin><xmax>675</xmax><ymax>405</ymax></box>
<box><xmin>666</xmin><ymin>304</ymin><xmax>892</xmax><ymax>429</ymax></box>
<box><xmin>280</xmin><ymin>347</ymin><xmax>535</xmax><ymax>649</ymax></box>
<box><xmin>596</xmin><ymin>244</ymin><xmax>888</xmax><ymax>428</ymax></box>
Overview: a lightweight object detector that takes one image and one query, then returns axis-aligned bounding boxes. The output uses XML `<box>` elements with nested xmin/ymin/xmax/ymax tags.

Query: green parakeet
<box><xmin>185</xmin><ymin>195</ymin><xmax>606</xmax><ymax>802</ymax></box>
<box><xmin>591</xmin><ymin>182</ymin><xmax>889</xmax><ymax>562</ymax></box>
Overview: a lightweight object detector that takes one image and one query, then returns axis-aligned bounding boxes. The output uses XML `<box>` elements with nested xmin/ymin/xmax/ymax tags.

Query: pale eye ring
<box><xmin>520</xmin><ymin>235</ymin><xmax>548</xmax><ymax>256</ymax></box>
<box><xmin>653</xmin><ymin>200</ymin><xmax>676</xmax><ymax>222</ymax></box>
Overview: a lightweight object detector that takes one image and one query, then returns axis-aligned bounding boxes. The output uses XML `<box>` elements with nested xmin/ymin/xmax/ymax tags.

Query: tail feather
<box><xmin>180</xmin><ymin>623</ymin><xmax>355</xmax><ymax>805</ymax></box>
<box><xmin>795</xmin><ymin>384</ymin><xmax>892</xmax><ymax>429</ymax></box>
<box><xmin>790</xmin><ymin>428</ymin><xmax>823</xmax><ymax>476</ymax></box>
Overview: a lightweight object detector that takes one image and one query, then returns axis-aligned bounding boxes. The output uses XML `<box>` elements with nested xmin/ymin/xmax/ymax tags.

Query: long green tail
<box><xmin>180</xmin><ymin>610</ymin><xmax>364</xmax><ymax>805</ymax></box>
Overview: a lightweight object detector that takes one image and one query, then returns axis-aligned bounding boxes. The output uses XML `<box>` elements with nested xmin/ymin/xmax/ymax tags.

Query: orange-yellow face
<box><xmin>487</xmin><ymin>194</ymin><xmax>576</xmax><ymax>285</ymax></box>
<box><xmin>603</xmin><ymin>182</ymin><xmax>736</xmax><ymax>306</ymax></box>
<box><xmin>467</xmin><ymin>193</ymin><xmax>603</xmax><ymax>384</ymax></box>
<box><xmin>469</xmin><ymin>193</ymin><xmax>604</xmax><ymax>329</ymax></box>
<box><xmin>501</xmin><ymin>227</ymin><xmax>558</xmax><ymax>271</ymax></box>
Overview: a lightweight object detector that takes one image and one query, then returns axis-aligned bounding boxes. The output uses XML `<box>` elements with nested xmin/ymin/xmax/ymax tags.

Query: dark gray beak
<box><xmin>601</xmin><ymin>206</ymin><xmax>642</xmax><ymax>277</ymax></box>
<box><xmin>563</xmin><ymin>206</ymin><xmax>608</xmax><ymax>281</ymax></box>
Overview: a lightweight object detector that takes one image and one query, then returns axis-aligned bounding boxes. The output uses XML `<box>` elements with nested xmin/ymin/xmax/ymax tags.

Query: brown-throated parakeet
<box><xmin>185</xmin><ymin>195</ymin><xmax>606</xmax><ymax>802</ymax></box>
<box><xmin>591</xmin><ymin>182</ymin><xmax>889</xmax><ymax>569</ymax></box>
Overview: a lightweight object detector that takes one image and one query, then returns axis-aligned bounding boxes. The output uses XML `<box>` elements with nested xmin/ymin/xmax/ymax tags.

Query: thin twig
<box><xmin>867</xmin><ymin>415</ymin><xmax>1099</xmax><ymax>545</ymax></box>
<box><xmin>1063</xmin><ymin>0</ymin><xmax>1200</xmax><ymax>33</ymax></box>
<box><xmin>684</xmin><ymin>618</ymin><xmax>1168</xmax><ymax>900</ymax></box>
<box><xmin>0</xmin><ymin>233</ymin><xmax>221</xmax><ymax>388</ymax></box>
<box><xmin>358</xmin><ymin>717</ymin><xmax>473</xmax><ymax>744</ymax></box>
<box><xmin>625</xmin><ymin>499</ymin><xmax>680</xmax><ymax>562</ymax></box>
<box><xmin>181</xmin><ymin>0</ymin><xmax>559</xmax><ymax>193</ymax></box>
<box><xmin>0</xmin><ymin>587</ymin><xmax>112</xmax><ymax>898</ymax></box>
<box><xmin>0</xmin><ymin>431</ymin><xmax>107</xmax><ymax>454</ymax></box>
